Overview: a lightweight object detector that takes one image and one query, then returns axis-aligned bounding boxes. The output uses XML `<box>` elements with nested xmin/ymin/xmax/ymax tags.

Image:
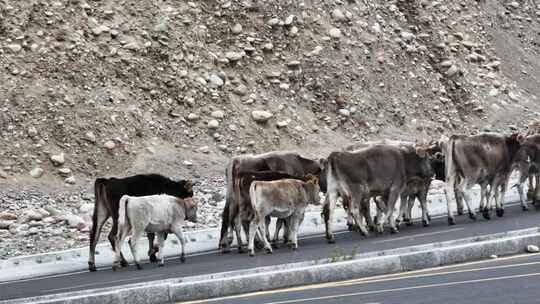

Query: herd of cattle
<box><xmin>86</xmin><ymin>123</ymin><xmax>540</xmax><ymax>271</ymax></box>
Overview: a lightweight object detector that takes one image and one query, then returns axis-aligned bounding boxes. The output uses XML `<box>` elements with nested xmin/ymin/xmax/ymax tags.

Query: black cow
<box><xmin>88</xmin><ymin>174</ymin><xmax>193</xmax><ymax>272</ymax></box>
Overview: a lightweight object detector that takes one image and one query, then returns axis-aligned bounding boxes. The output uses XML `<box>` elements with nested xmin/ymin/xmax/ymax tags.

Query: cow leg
<box><xmin>516</xmin><ymin>168</ymin><xmax>530</xmax><ymax>211</ymax></box>
<box><xmin>495</xmin><ymin>177</ymin><xmax>509</xmax><ymax>217</ymax></box>
<box><xmin>128</xmin><ymin>230</ymin><xmax>143</xmax><ymax>270</ymax></box>
<box><xmin>248</xmin><ymin>219</ymin><xmax>259</xmax><ymax>256</ymax></box>
<box><xmin>287</xmin><ymin>215</ymin><xmax>300</xmax><ymax>251</ymax></box>
<box><xmin>418</xmin><ymin>190</ymin><xmax>430</xmax><ymax>227</ymax></box>
<box><xmin>258</xmin><ymin>218</ymin><xmax>273</xmax><ymax>254</ymax></box>
<box><xmin>156</xmin><ymin>232</ymin><xmax>166</xmax><ymax>267</ymax></box>
<box><xmin>324</xmin><ymin>192</ymin><xmax>338</xmax><ymax>243</ymax></box>
<box><xmin>171</xmin><ymin>226</ymin><xmax>187</xmax><ymax>263</ymax></box>
<box><xmin>219</xmin><ymin>199</ymin><xmax>232</xmax><ymax>253</ymax></box>
<box><xmin>352</xmin><ymin>197</ymin><xmax>370</xmax><ymax>237</ymax></box>
<box><xmin>147</xmin><ymin>232</ymin><xmax>160</xmax><ymax>263</ymax></box>
<box><xmin>527</xmin><ymin>172</ymin><xmax>535</xmax><ymax>201</ymax></box>
<box><xmin>362</xmin><ymin>200</ymin><xmax>376</xmax><ymax>232</ymax></box>
<box><xmin>112</xmin><ymin>221</ymin><xmax>129</xmax><ymax>271</ymax></box>
<box><xmin>382</xmin><ymin>189</ymin><xmax>400</xmax><ymax>234</ymax></box>
<box><xmin>108</xmin><ymin>220</ymin><xmax>129</xmax><ymax>268</ymax></box>
<box><xmin>534</xmin><ymin>172</ymin><xmax>540</xmax><ymax>206</ymax></box>
<box><xmin>233</xmin><ymin>213</ymin><xmax>245</xmax><ymax>253</ymax></box>
<box><xmin>406</xmin><ymin>195</ymin><xmax>417</xmax><ymax>226</ymax></box>
<box><xmin>88</xmin><ymin>208</ymin><xmax>109</xmax><ymax>272</ymax></box>
<box><xmin>373</xmin><ymin>196</ymin><xmax>387</xmax><ymax>234</ymax></box>
<box><xmin>396</xmin><ymin>194</ymin><xmax>409</xmax><ymax>227</ymax></box>
<box><xmin>265</xmin><ymin>216</ymin><xmax>272</xmax><ymax>244</ymax></box>
<box><xmin>457</xmin><ymin>178</ymin><xmax>476</xmax><ymax>220</ymax></box>
<box><xmin>454</xmin><ymin>183</ymin><xmax>464</xmax><ymax>216</ymax></box>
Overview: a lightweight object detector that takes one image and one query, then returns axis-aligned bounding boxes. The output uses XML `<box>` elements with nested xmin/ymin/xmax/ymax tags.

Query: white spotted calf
<box><xmin>113</xmin><ymin>194</ymin><xmax>197</xmax><ymax>270</ymax></box>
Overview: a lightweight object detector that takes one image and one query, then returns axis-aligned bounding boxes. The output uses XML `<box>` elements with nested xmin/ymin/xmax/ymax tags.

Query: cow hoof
<box><xmin>405</xmin><ymin>219</ymin><xmax>413</xmax><ymax>227</ymax></box>
<box><xmin>120</xmin><ymin>260</ymin><xmax>129</xmax><ymax>268</ymax></box>
<box><xmin>266</xmin><ymin>248</ymin><xmax>273</xmax><ymax>254</ymax></box>
<box><xmin>390</xmin><ymin>227</ymin><xmax>399</xmax><ymax>234</ymax></box>
<box><xmin>327</xmin><ymin>237</ymin><xmax>336</xmax><ymax>244</ymax></box>
<box><xmin>88</xmin><ymin>262</ymin><xmax>97</xmax><ymax>272</ymax></box>
<box><xmin>180</xmin><ymin>255</ymin><xmax>186</xmax><ymax>263</ymax></box>
<box><xmin>482</xmin><ymin>209</ymin><xmax>491</xmax><ymax>220</ymax></box>
<box><xmin>522</xmin><ymin>205</ymin><xmax>529</xmax><ymax>211</ymax></box>
<box><xmin>237</xmin><ymin>247</ymin><xmax>246</xmax><ymax>254</ymax></box>
<box><xmin>422</xmin><ymin>220</ymin><xmax>430</xmax><ymax>227</ymax></box>
<box><xmin>447</xmin><ymin>217</ymin><xmax>456</xmax><ymax>226</ymax></box>
<box><xmin>469</xmin><ymin>213</ymin><xmax>477</xmax><ymax>221</ymax></box>
<box><xmin>149</xmin><ymin>254</ymin><xmax>158</xmax><ymax>263</ymax></box>
<box><xmin>112</xmin><ymin>264</ymin><xmax>119</xmax><ymax>272</ymax></box>
<box><xmin>136</xmin><ymin>264</ymin><xmax>143</xmax><ymax>270</ymax></box>
<box><xmin>457</xmin><ymin>209</ymin><xmax>464</xmax><ymax>216</ymax></box>
<box><xmin>271</xmin><ymin>243</ymin><xmax>280</xmax><ymax>249</ymax></box>
<box><xmin>249</xmin><ymin>252</ymin><xmax>255</xmax><ymax>257</ymax></box>
<box><xmin>158</xmin><ymin>262</ymin><xmax>164</xmax><ymax>267</ymax></box>
<box><xmin>496</xmin><ymin>208</ymin><xmax>504</xmax><ymax>217</ymax></box>
<box><xmin>347</xmin><ymin>223</ymin><xmax>354</xmax><ymax>232</ymax></box>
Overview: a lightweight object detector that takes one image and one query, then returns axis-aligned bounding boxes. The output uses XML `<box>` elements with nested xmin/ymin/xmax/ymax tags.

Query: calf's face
<box><xmin>184</xmin><ymin>197</ymin><xmax>198</xmax><ymax>223</ymax></box>
<box><xmin>415</xmin><ymin>147</ymin><xmax>434</xmax><ymax>178</ymax></box>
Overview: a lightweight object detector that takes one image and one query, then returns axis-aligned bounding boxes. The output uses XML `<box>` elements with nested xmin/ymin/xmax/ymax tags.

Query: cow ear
<box><xmin>185</xmin><ymin>180</ymin><xmax>193</xmax><ymax>191</ymax></box>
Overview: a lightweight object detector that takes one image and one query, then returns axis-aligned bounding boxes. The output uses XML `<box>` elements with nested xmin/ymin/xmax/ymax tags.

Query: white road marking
<box><xmin>371</xmin><ymin>227</ymin><xmax>465</xmax><ymax>244</ymax></box>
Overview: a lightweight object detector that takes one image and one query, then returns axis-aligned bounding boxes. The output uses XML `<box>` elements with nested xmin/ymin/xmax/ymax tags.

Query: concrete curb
<box><xmin>3</xmin><ymin>227</ymin><xmax>539</xmax><ymax>304</ymax></box>
<box><xmin>0</xmin><ymin>175</ymin><xmax>528</xmax><ymax>282</ymax></box>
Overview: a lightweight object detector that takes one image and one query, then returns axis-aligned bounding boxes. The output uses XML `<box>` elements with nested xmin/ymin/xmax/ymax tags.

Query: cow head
<box><xmin>183</xmin><ymin>180</ymin><xmax>194</xmax><ymax>197</ymax></box>
<box><xmin>183</xmin><ymin>197</ymin><xmax>198</xmax><ymax>223</ymax></box>
<box><xmin>304</xmin><ymin>174</ymin><xmax>321</xmax><ymax>205</ymax></box>
<box><xmin>412</xmin><ymin>145</ymin><xmax>434</xmax><ymax>179</ymax></box>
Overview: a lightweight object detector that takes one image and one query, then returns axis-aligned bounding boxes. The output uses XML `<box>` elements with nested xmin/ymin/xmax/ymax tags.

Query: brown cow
<box><xmin>515</xmin><ymin>134</ymin><xmax>540</xmax><ymax>208</ymax></box>
<box><xmin>323</xmin><ymin>144</ymin><xmax>433</xmax><ymax>243</ymax></box>
<box><xmin>525</xmin><ymin>122</ymin><xmax>540</xmax><ymax>201</ymax></box>
<box><xmin>233</xmin><ymin>170</ymin><xmax>313</xmax><ymax>251</ymax></box>
<box><xmin>219</xmin><ymin>152</ymin><xmax>322</xmax><ymax>252</ymax></box>
<box><xmin>444</xmin><ymin>133</ymin><xmax>524</xmax><ymax>225</ymax></box>
<box><xmin>248</xmin><ymin>175</ymin><xmax>321</xmax><ymax>256</ymax></box>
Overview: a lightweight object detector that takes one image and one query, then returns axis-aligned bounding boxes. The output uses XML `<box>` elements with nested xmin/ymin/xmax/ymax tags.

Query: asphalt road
<box><xmin>1</xmin><ymin>203</ymin><xmax>540</xmax><ymax>301</ymax></box>
<box><xmin>186</xmin><ymin>252</ymin><xmax>540</xmax><ymax>304</ymax></box>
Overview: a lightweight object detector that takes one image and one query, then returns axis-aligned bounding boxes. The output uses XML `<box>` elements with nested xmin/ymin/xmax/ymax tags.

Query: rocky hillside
<box><xmin>0</xmin><ymin>0</ymin><xmax>539</xmax><ymax>257</ymax></box>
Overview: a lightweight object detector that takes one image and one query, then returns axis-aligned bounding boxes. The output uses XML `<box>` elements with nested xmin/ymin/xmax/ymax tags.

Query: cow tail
<box><xmin>90</xmin><ymin>179</ymin><xmax>106</xmax><ymax>244</ymax></box>
<box><xmin>249</xmin><ymin>181</ymin><xmax>258</xmax><ymax>213</ymax></box>
<box><xmin>117</xmin><ymin>195</ymin><xmax>130</xmax><ymax>241</ymax></box>
<box><xmin>445</xmin><ymin>136</ymin><xmax>456</xmax><ymax>183</ymax></box>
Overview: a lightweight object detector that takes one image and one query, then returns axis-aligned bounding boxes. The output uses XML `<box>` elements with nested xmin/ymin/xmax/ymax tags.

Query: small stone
<box><xmin>92</xmin><ymin>25</ymin><xmax>110</xmax><ymax>35</ymax></box>
<box><xmin>526</xmin><ymin>245</ymin><xmax>540</xmax><ymax>253</ymax></box>
<box><xmin>339</xmin><ymin>109</ymin><xmax>350</xmax><ymax>117</ymax></box>
<box><xmin>27</xmin><ymin>126</ymin><xmax>38</xmax><ymax>137</ymax></box>
<box><xmin>509</xmin><ymin>1</ymin><xmax>519</xmax><ymax>9</ymax></box>
<box><xmin>0</xmin><ymin>212</ymin><xmax>17</xmax><ymax>221</ymax></box>
<box><xmin>332</xmin><ymin>9</ymin><xmax>346</xmax><ymax>22</ymax></box>
<box><xmin>85</xmin><ymin>131</ymin><xmax>96</xmax><ymax>143</ymax></box>
<box><xmin>231</xmin><ymin>23</ymin><xmax>243</xmax><ymax>34</ymax></box>
<box><xmin>58</xmin><ymin>168</ymin><xmax>72</xmax><ymax>177</ymax></box>
<box><xmin>489</xmin><ymin>254</ymin><xmax>498</xmax><ymax>259</ymax></box>
<box><xmin>489</xmin><ymin>88</ymin><xmax>499</xmax><ymax>97</ymax></box>
<box><xmin>276</xmin><ymin>120</ymin><xmax>289</xmax><ymax>128</ymax></box>
<box><xmin>401</xmin><ymin>31</ymin><xmax>415</xmax><ymax>41</ymax></box>
<box><xmin>209</xmin><ymin>74</ymin><xmax>224</xmax><ymax>88</ymax></box>
<box><xmin>446</xmin><ymin>65</ymin><xmax>460</xmax><ymax>77</ymax></box>
<box><xmin>328</xmin><ymin>27</ymin><xmax>342</xmax><ymax>39</ymax></box>
<box><xmin>6</xmin><ymin>43</ymin><xmax>23</xmax><ymax>54</ymax></box>
<box><xmin>0</xmin><ymin>220</ymin><xmax>14</xmax><ymax>230</ymax></box>
<box><xmin>0</xmin><ymin>169</ymin><xmax>7</xmax><ymax>179</ymax></box>
<box><xmin>251</xmin><ymin>110</ymin><xmax>273</xmax><ymax>123</ymax></box>
<box><xmin>50</xmin><ymin>153</ymin><xmax>65</xmax><ymax>166</ymax></box>
<box><xmin>287</xmin><ymin>60</ymin><xmax>301</xmax><ymax>68</ymax></box>
<box><xmin>65</xmin><ymin>176</ymin><xmax>76</xmax><ymax>185</ymax></box>
<box><xmin>23</xmin><ymin>210</ymin><xmax>44</xmax><ymax>221</ymax></box>
<box><xmin>30</xmin><ymin>167</ymin><xmax>44</xmax><ymax>178</ymax></box>
<box><xmin>234</xmin><ymin>84</ymin><xmax>248</xmax><ymax>96</ymax></box>
<box><xmin>284</xmin><ymin>15</ymin><xmax>295</xmax><ymax>26</ymax></box>
<box><xmin>187</xmin><ymin>113</ymin><xmax>199</xmax><ymax>121</ymax></box>
<box><xmin>211</xmin><ymin>110</ymin><xmax>225</xmax><ymax>119</ymax></box>
<box><xmin>268</xmin><ymin>18</ymin><xmax>280</xmax><ymax>27</ymax></box>
<box><xmin>183</xmin><ymin>160</ymin><xmax>193</xmax><ymax>167</ymax></box>
<box><xmin>104</xmin><ymin>140</ymin><xmax>116</xmax><ymax>150</ymax></box>
<box><xmin>63</xmin><ymin>214</ymin><xmax>86</xmax><ymax>230</ymax></box>
<box><xmin>208</xmin><ymin>119</ymin><xmax>220</xmax><ymax>129</ymax></box>
<box><xmin>198</xmin><ymin>146</ymin><xmax>210</xmax><ymax>154</ymax></box>
<box><xmin>225</xmin><ymin>51</ymin><xmax>243</xmax><ymax>62</ymax></box>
